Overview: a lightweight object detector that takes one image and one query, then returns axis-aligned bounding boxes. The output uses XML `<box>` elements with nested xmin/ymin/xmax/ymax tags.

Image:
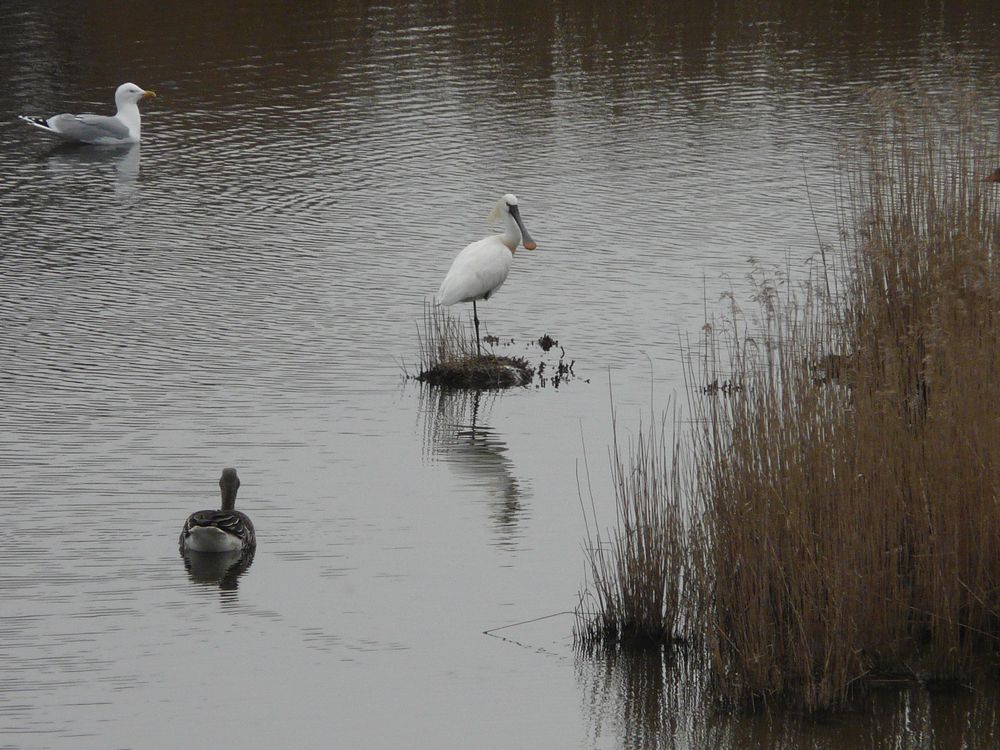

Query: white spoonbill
<box><xmin>179</xmin><ymin>469</ymin><xmax>256</xmax><ymax>553</ymax></box>
<box><xmin>18</xmin><ymin>83</ymin><xmax>156</xmax><ymax>145</ymax></box>
<box><xmin>437</xmin><ymin>193</ymin><xmax>537</xmax><ymax>355</ymax></box>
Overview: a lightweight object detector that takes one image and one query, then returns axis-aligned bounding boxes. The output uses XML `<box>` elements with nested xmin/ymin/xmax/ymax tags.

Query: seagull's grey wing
<box><xmin>47</xmin><ymin>113</ymin><xmax>130</xmax><ymax>142</ymax></box>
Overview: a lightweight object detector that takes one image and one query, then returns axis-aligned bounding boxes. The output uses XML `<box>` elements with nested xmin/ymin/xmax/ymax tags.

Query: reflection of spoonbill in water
<box><xmin>18</xmin><ymin>83</ymin><xmax>156</xmax><ymax>144</ymax></box>
<box><xmin>436</xmin><ymin>194</ymin><xmax>537</xmax><ymax>356</ymax></box>
<box><xmin>420</xmin><ymin>387</ymin><xmax>528</xmax><ymax>546</ymax></box>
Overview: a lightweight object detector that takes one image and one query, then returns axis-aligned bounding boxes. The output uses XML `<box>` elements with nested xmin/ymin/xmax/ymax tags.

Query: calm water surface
<box><xmin>3</xmin><ymin>1</ymin><xmax>1000</xmax><ymax>747</ymax></box>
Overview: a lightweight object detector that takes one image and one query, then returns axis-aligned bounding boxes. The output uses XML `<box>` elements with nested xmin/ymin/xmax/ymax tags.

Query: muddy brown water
<box><xmin>3</xmin><ymin>1</ymin><xmax>1000</xmax><ymax>747</ymax></box>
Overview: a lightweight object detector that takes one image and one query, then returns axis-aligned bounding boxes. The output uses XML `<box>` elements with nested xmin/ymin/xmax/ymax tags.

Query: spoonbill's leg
<box><xmin>473</xmin><ymin>301</ymin><xmax>482</xmax><ymax>357</ymax></box>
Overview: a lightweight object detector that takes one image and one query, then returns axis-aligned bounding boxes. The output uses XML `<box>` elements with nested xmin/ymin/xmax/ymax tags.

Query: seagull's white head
<box><xmin>489</xmin><ymin>193</ymin><xmax>536</xmax><ymax>250</ymax></box>
<box><xmin>115</xmin><ymin>82</ymin><xmax>156</xmax><ymax>108</ymax></box>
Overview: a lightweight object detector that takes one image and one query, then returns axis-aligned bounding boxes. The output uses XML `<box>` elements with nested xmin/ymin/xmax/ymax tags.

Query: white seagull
<box><xmin>179</xmin><ymin>469</ymin><xmax>256</xmax><ymax>553</ymax></box>
<box><xmin>437</xmin><ymin>194</ymin><xmax>537</xmax><ymax>355</ymax></box>
<box><xmin>18</xmin><ymin>82</ymin><xmax>156</xmax><ymax>145</ymax></box>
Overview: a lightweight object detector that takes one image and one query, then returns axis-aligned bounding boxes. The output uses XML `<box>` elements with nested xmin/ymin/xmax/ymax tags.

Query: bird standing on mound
<box><xmin>437</xmin><ymin>194</ymin><xmax>537</xmax><ymax>356</ymax></box>
<box><xmin>179</xmin><ymin>469</ymin><xmax>256</xmax><ymax>553</ymax></box>
<box><xmin>18</xmin><ymin>83</ymin><xmax>156</xmax><ymax>145</ymax></box>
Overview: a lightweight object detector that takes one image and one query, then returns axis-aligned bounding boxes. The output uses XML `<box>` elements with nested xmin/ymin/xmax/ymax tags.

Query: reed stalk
<box><xmin>576</xmin><ymin>404</ymin><xmax>688</xmax><ymax>648</ymax></box>
<box><xmin>416</xmin><ymin>300</ymin><xmax>476</xmax><ymax>373</ymax></box>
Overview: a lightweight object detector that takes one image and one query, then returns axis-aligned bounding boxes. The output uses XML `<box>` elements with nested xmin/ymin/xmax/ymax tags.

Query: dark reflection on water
<box><xmin>579</xmin><ymin>647</ymin><xmax>1000</xmax><ymax>748</ymax></box>
<box><xmin>419</xmin><ymin>387</ymin><xmax>528</xmax><ymax>547</ymax></box>
<box><xmin>180</xmin><ymin>547</ymin><xmax>255</xmax><ymax>592</ymax></box>
<box><xmin>578</xmin><ymin>647</ymin><xmax>699</xmax><ymax>750</ymax></box>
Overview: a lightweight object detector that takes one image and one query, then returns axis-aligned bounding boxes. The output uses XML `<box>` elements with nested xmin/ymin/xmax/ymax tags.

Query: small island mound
<box><xmin>410</xmin><ymin>304</ymin><xmax>571</xmax><ymax>390</ymax></box>
<box><xmin>417</xmin><ymin>353</ymin><xmax>534</xmax><ymax>389</ymax></box>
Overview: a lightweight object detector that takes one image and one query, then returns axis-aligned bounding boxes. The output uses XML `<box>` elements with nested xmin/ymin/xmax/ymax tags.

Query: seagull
<box><xmin>179</xmin><ymin>469</ymin><xmax>256</xmax><ymax>553</ymax></box>
<box><xmin>18</xmin><ymin>82</ymin><xmax>156</xmax><ymax>145</ymax></box>
<box><xmin>437</xmin><ymin>194</ymin><xmax>537</xmax><ymax>356</ymax></box>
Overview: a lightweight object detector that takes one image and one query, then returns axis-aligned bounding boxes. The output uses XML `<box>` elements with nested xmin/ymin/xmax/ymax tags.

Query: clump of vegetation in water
<box><xmin>576</xmin><ymin>404</ymin><xmax>688</xmax><ymax>649</ymax></box>
<box><xmin>577</xmin><ymin>90</ymin><xmax>1000</xmax><ymax>712</ymax></box>
<box><xmin>537</xmin><ymin>333</ymin><xmax>558</xmax><ymax>351</ymax></box>
<box><xmin>413</xmin><ymin>303</ymin><xmax>533</xmax><ymax>389</ymax></box>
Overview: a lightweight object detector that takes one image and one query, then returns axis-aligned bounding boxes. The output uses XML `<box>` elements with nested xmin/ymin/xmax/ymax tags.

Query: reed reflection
<box><xmin>180</xmin><ymin>547</ymin><xmax>255</xmax><ymax>592</ymax></box>
<box><xmin>578</xmin><ymin>646</ymin><xmax>700</xmax><ymax>750</ymax></box>
<box><xmin>578</xmin><ymin>646</ymin><xmax>1000</xmax><ymax>749</ymax></box>
<box><xmin>419</xmin><ymin>386</ymin><xmax>528</xmax><ymax>547</ymax></box>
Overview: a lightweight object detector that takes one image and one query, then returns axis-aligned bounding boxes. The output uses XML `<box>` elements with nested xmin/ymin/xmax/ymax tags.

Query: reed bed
<box><xmin>578</xmin><ymin>91</ymin><xmax>1000</xmax><ymax>711</ymax></box>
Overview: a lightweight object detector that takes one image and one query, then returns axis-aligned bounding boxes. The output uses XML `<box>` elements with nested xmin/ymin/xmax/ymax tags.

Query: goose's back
<box><xmin>180</xmin><ymin>509</ymin><xmax>256</xmax><ymax>549</ymax></box>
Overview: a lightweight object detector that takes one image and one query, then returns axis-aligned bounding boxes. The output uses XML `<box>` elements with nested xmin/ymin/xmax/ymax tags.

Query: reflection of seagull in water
<box><xmin>19</xmin><ymin>83</ymin><xmax>156</xmax><ymax>144</ymax></box>
<box><xmin>41</xmin><ymin>142</ymin><xmax>141</xmax><ymax>200</ymax></box>
<box><xmin>422</xmin><ymin>388</ymin><xmax>528</xmax><ymax>545</ymax></box>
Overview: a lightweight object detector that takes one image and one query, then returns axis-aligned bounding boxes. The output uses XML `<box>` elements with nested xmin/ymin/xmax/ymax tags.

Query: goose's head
<box><xmin>115</xmin><ymin>82</ymin><xmax>156</xmax><ymax>107</ymax></box>
<box><xmin>489</xmin><ymin>193</ymin><xmax>537</xmax><ymax>250</ymax></box>
<box><xmin>219</xmin><ymin>467</ymin><xmax>241</xmax><ymax>509</ymax></box>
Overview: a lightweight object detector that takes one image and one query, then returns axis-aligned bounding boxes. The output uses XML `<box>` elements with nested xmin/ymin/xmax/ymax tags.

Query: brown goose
<box><xmin>179</xmin><ymin>468</ymin><xmax>256</xmax><ymax>552</ymax></box>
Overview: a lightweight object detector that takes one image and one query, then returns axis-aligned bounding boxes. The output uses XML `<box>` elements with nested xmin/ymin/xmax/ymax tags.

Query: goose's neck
<box><xmin>115</xmin><ymin>101</ymin><xmax>142</xmax><ymax>140</ymax></box>
<box><xmin>220</xmin><ymin>486</ymin><xmax>238</xmax><ymax>511</ymax></box>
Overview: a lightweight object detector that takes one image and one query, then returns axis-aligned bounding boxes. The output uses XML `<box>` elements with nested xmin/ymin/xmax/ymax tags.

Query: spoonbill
<box><xmin>179</xmin><ymin>469</ymin><xmax>256</xmax><ymax>553</ymax></box>
<box><xmin>18</xmin><ymin>83</ymin><xmax>156</xmax><ymax>145</ymax></box>
<box><xmin>437</xmin><ymin>193</ymin><xmax>537</xmax><ymax>356</ymax></box>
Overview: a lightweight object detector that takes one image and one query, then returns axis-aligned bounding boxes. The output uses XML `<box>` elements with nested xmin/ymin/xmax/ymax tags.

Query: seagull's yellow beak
<box><xmin>143</xmin><ymin>90</ymin><xmax>157</xmax><ymax>99</ymax></box>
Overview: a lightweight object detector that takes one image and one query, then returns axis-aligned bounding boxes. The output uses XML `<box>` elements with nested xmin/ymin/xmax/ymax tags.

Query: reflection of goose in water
<box><xmin>420</xmin><ymin>387</ymin><xmax>529</xmax><ymax>545</ymax></box>
<box><xmin>181</xmin><ymin>547</ymin><xmax>255</xmax><ymax>591</ymax></box>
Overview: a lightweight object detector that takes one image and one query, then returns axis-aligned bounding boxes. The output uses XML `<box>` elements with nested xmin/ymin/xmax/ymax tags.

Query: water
<box><xmin>2</xmin><ymin>1</ymin><xmax>999</xmax><ymax>747</ymax></box>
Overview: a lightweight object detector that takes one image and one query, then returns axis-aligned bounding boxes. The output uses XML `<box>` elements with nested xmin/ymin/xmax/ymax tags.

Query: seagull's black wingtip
<box><xmin>18</xmin><ymin>115</ymin><xmax>51</xmax><ymax>129</ymax></box>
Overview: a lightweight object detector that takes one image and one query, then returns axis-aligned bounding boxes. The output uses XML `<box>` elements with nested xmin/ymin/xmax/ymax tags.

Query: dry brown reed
<box><xmin>576</xmin><ymin>403</ymin><xmax>688</xmax><ymax>648</ymax></box>
<box><xmin>416</xmin><ymin>300</ymin><xmax>476</xmax><ymax>372</ymax></box>
<box><xmin>579</xmin><ymin>89</ymin><xmax>1000</xmax><ymax>712</ymax></box>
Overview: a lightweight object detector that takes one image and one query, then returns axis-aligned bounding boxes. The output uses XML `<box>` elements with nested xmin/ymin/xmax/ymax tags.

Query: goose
<box><xmin>18</xmin><ymin>83</ymin><xmax>156</xmax><ymax>144</ymax></box>
<box><xmin>436</xmin><ymin>194</ymin><xmax>537</xmax><ymax>356</ymax></box>
<box><xmin>179</xmin><ymin>468</ymin><xmax>256</xmax><ymax>553</ymax></box>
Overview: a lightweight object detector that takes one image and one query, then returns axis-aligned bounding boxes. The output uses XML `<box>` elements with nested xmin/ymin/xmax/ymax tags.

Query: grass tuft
<box><xmin>575</xmin><ymin>403</ymin><xmax>689</xmax><ymax>649</ymax></box>
<box><xmin>414</xmin><ymin>302</ymin><xmax>534</xmax><ymax>389</ymax></box>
